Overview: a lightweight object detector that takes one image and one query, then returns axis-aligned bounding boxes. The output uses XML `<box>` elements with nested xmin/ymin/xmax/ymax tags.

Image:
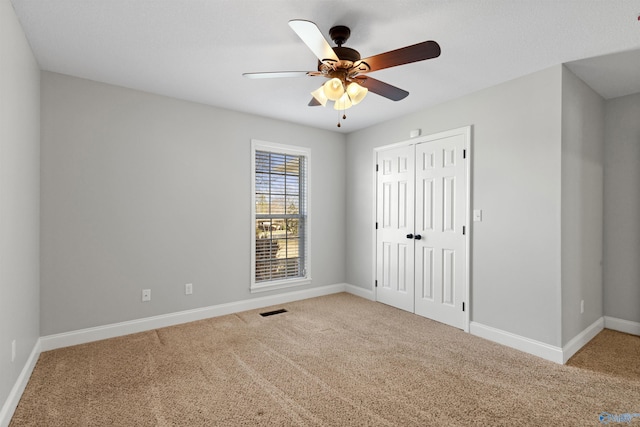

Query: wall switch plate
<box><xmin>185</xmin><ymin>283</ymin><xmax>193</xmax><ymax>295</ymax></box>
<box><xmin>473</xmin><ymin>209</ymin><xmax>483</xmax><ymax>222</ymax></box>
<box><xmin>142</xmin><ymin>289</ymin><xmax>151</xmax><ymax>302</ymax></box>
<box><xmin>580</xmin><ymin>300</ymin><xmax>584</xmax><ymax>314</ymax></box>
<box><xmin>11</xmin><ymin>340</ymin><xmax>16</xmax><ymax>362</ymax></box>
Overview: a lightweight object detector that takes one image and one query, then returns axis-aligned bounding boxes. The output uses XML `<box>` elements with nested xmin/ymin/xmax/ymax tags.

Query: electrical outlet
<box><xmin>142</xmin><ymin>289</ymin><xmax>151</xmax><ymax>302</ymax></box>
<box><xmin>580</xmin><ymin>300</ymin><xmax>584</xmax><ymax>314</ymax></box>
<box><xmin>11</xmin><ymin>340</ymin><xmax>16</xmax><ymax>362</ymax></box>
<box><xmin>185</xmin><ymin>283</ymin><xmax>193</xmax><ymax>295</ymax></box>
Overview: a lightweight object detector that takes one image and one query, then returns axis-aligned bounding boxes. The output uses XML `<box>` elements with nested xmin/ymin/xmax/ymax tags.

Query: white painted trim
<box><xmin>470</xmin><ymin>322</ymin><xmax>564</xmax><ymax>364</ymax></box>
<box><xmin>0</xmin><ymin>339</ymin><xmax>41</xmax><ymax>427</ymax></box>
<box><xmin>372</xmin><ymin>149</ymin><xmax>378</xmax><ymax>302</ymax></box>
<box><xmin>463</xmin><ymin>126</ymin><xmax>472</xmax><ymax>333</ymax></box>
<box><xmin>562</xmin><ymin>317</ymin><xmax>604</xmax><ymax>363</ymax></box>
<box><xmin>250</xmin><ymin>278</ymin><xmax>312</xmax><ymax>293</ymax></box>
<box><xmin>604</xmin><ymin>316</ymin><xmax>640</xmax><ymax>336</ymax></box>
<box><xmin>41</xmin><ymin>283</ymin><xmax>346</xmax><ymax>352</ymax></box>
<box><xmin>345</xmin><ymin>283</ymin><xmax>375</xmax><ymax>301</ymax></box>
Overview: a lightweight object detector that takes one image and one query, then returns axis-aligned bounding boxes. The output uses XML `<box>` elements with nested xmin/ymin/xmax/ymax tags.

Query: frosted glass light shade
<box><xmin>346</xmin><ymin>82</ymin><xmax>368</xmax><ymax>105</ymax></box>
<box><xmin>323</xmin><ymin>78</ymin><xmax>345</xmax><ymax>101</ymax></box>
<box><xmin>310</xmin><ymin>86</ymin><xmax>328</xmax><ymax>106</ymax></box>
<box><xmin>333</xmin><ymin>92</ymin><xmax>352</xmax><ymax>110</ymax></box>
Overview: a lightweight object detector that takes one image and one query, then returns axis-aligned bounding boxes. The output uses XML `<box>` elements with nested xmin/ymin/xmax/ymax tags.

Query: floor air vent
<box><xmin>260</xmin><ymin>308</ymin><xmax>288</xmax><ymax>317</ymax></box>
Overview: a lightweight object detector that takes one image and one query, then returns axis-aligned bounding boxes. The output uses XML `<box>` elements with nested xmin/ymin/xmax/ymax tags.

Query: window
<box><xmin>251</xmin><ymin>140</ymin><xmax>310</xmax><ymax>292</ymax></box>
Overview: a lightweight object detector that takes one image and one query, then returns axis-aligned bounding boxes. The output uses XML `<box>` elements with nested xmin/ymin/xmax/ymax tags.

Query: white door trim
<box><xmin>373</xmin><ymin>126</ymin><xmax>472</xmax><ymax>332</ymax></box>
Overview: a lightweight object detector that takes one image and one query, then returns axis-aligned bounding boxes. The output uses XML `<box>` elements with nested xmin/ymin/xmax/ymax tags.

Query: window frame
<box><xmin>250</xmin><ymin>139</ymin><xmax>311</xmax><ymax>293</ymax></box>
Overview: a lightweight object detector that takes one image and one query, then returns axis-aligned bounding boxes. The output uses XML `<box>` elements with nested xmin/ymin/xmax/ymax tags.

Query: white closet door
<box><xmin>375</xmin><ymin>127</ymin><xmax>469</xmax><ymax>330</ymax></box>
<box><xmin>375</xmin><ymin>144</ymin><xmax>415</xmax><ymax>313</ymax></box>
<box><xmin>414</xmin><ymin>133</ymin><xmax>467</xmax><ymax>329</ymax></box>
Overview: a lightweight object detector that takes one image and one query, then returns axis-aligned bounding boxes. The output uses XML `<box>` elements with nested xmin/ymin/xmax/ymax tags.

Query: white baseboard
<box><xmin>344</xmin><ymin>284</ymin><xmax>375</xmax><ymax>301</ymax></box>
<box><xmin>0</xmin><ymin>339</ymin><xmax>41</xmax><ymax>427</ymax></box>
<box><xmin>41</xmin><ymin>283</ymin><xmax>348</xmax><ymax>352</ymax></box>
<box><xmin>562</xmin><ymin>317</ymin><xmax>604</xmax><ymax>364</ymax></box>
<box><xmin>604</xmin><ymin>316</ymin><xmax>640</xmax><ymax>336</ymax></box>
<box><xmin>470</xmin><ymin>322</ymin><xmax>564</xmax><ymax>364</ymax></box>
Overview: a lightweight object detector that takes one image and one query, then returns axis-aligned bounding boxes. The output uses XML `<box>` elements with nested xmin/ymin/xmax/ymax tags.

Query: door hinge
<box><xmin>463</xmin><ymin>225</ymin><xmax>466</xmax><ymax>235</ymax></box>
<box><xmin>375</xmin><ymin>222</ymin><xmax>378</xmax><ymax>229</ymax></box>
<box><xmin>463</xmin><ymin>149</ymin><xmax>467</xmax><ymax>159</ymax></box>
<box><xmin>462</xmin><ymin>302</ymin><xmax>465</xmax><ymax>312</ymax></box>
<box><xmin>376</xmin><ymin>164</ymin><xmax>379</xmax><ymax>172</ymax></box>
<box><xmin>375</xmin><ymin>280</ymin><xmax>378</xmax><ymax>288</ymax></box>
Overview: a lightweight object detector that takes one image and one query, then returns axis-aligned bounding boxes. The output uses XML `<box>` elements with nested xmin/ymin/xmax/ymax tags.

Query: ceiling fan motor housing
<box><xmin>333</xmin><ymin>46</ymin><xmax>360</xmax><ymax>62</ymax></box>
<box><xmin>317</xmin><ymin>48</ymin><xmax>359</xmax><ymax>67</ymax></box>
<box><xmin>318</xmin><ymin>46</ymin><xmax>360</xmax><ymax>73</ymax></box>
<box><xmin>317</xmin><ymin>46</ymin><xmax>362</xmax><ymax>74</ymax></box>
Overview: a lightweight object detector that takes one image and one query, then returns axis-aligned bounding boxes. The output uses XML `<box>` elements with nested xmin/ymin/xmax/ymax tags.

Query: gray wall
<box><xmin>347</xmin><ymin>66</ymin><xmax>564</xmax><ymax>346</ymax></box>
<box><xmin>560</xmin><ymin>66</ymin><xmax>605</xmax><ymax>345</ymax></box>
<box><xmin>40</xmin><ymin>72</ymin><xmax>346</xmax><ymax>336</ymax></box>
<box><xmin>0</xmin><ymin>0</ymin><xmax>40</xmax><ymax>411</ymax></box>
<box><xmin>603</xmin><ymin>92</ymin><xmax>640</xmax><ymax>323</ymax></box>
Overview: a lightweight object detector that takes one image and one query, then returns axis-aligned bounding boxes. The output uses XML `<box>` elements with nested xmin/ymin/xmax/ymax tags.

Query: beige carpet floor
<box><xmin>10</xmin><ymin>293</ymin><xmax>640</xmax><ymax>426</ymax></box>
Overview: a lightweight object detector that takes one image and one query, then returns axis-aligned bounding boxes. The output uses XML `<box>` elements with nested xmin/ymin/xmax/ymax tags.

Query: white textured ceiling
<box><xmin>10</xmin><ymin>0</ymin><xmax>640</xmax><ymax>132</ymax></box>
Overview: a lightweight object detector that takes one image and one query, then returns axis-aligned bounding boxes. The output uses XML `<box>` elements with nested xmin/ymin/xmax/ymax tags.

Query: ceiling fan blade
<box><xmin>353</xmin><ymin>76</ymin><xmax>409</xmax><ymax>101</ymax></box>
<box><xmin>289</xmin><ymin>19</ymin><xmax>339</xmax><ymax>66</ymax></box>
<box><xmin>354</xmin><ymin>41</ymin><xmax>441</xmax><ymax>74</ymax></box>
<box><xmin>308</xmin><ymin>97</ymin><xmax>322</xmax><ymax>106</ymax></box>
<box><xmin>243</xmin><ymin>71</ymin><xmax>315</xmax><ymax>79</ymax></box>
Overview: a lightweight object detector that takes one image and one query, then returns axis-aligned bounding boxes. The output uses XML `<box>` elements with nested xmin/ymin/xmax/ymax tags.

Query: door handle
<box><xmin>406</xmin><ymin>234</ymin><xmax>414</xmax><ymax>239</ymax></box>
<box><xmin>414</xmin><ymin>234</ymin><xmax>422</xmax><ymax>240</ymax></box>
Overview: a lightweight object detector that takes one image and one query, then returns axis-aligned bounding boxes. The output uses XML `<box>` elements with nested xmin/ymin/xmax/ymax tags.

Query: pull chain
<box><xmin>336</xmin><ymin>104</ymin><xmax>347</xmax><ymax>128</ymax></box>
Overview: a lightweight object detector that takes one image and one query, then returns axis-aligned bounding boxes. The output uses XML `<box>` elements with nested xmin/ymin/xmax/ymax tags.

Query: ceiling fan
<box><xmin>243</xmin><ymin>20</ymin><xmax>441</xmax><ymax>127</ymax></box>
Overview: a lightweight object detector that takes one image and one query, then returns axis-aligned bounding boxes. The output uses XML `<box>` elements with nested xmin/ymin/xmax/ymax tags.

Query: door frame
<box><xmin>372</xmin><ymin>126</ymin><xmax>472</xmax><ymax>332</ymax></box>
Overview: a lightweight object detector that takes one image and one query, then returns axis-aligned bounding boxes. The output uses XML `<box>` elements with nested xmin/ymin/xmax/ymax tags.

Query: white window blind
<box><xmin>251</xmin><ymin>140</ymin><xmax>310</xmax><ymax>292</ymax></box>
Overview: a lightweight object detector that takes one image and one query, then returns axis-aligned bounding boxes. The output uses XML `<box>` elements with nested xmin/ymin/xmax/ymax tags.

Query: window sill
<box><xmin>250</xmin><ymin>277</ymin><xmax>312</xmax><ymax>293</ymax></box>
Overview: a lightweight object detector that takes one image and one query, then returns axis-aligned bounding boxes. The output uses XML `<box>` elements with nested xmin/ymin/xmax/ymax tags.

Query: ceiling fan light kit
<box><xmin>243</xmin><ymin>19</ymin><xmax>441</xmax><ymax>127</ymax></box>
<box><xmin>311</xmin><ymin>79</ymin><xmax>368</xmax><ymax>111</ymax></box>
